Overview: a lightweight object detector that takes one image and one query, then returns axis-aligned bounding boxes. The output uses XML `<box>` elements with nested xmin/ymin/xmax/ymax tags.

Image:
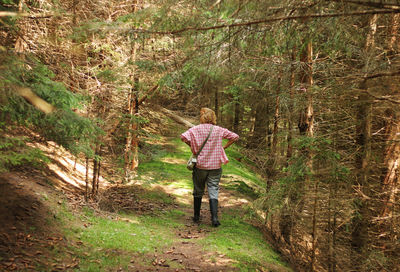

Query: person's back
<box><xmin>181</xmin><ymin>108</ymin><xmax>239</xmax><ymax>227</ymax></box>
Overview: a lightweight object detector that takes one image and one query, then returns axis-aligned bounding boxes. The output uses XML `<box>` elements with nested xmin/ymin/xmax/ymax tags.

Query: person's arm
<box><xmin>182</xmin><ymin>137</ymin><xmax>191</xmax><ymax>146</ymax></box>
<box><xmin>180</xmin><ymin>131</ymin><xmax>191</xmax><ymax>146</ymax></box>
<box><xmin>223</xmin><ymin>139</ymin><xmax>236</xmax><ymax>150</ymax></box>
<box><xmin>222</xmin><ymin>128</ymin><xmax>239</xmax><ymax>149</ymax></box>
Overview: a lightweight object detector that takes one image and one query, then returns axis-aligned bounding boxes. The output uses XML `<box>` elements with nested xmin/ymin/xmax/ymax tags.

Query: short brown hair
<box><xmin>200</xmin><ymin>108</ymin><xmax>217</xmax><ymax>125</ymax></box>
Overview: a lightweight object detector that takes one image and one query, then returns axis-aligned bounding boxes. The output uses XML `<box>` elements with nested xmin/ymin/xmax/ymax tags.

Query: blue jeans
<box><xmin>192</xmin><ymin>168</ymin><xmax>222</xmax><ymax>200</ymax></box>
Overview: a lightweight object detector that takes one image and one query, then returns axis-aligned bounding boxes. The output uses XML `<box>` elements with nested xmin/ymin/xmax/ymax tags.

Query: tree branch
<box><xmin>138</xmin><ymin>84</ymin><xmax>159</xmax><ymax>106</ymax></box>
<box><xmin>364</xmin><ymin>90</ymin><xmax>400</xmax><ymax>104</ymax></box>
<box><xmin>133</xmin><ymin>9</ymin><xmax>400</xmax><ymax>35</ymax></box>
<box><xmin>363</xmin><ymin>70</ymin><xmax>400</xmax><ymax>80</ymax></box>
<box><xmin>328</xmin><ymin>0</ymin><xmax>400</xmax><ymax>9</ymax></box>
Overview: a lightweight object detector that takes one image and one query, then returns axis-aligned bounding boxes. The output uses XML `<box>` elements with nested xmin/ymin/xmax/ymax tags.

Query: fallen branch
<box><xmin>138</xmin><ymin>84</ymin><xmax>159</xmax><ymax>106</ymax></box>
<box><xmin>159</xmin><ymin>107</ymin><xmax>195</xmax><ymax>128</ymax></box>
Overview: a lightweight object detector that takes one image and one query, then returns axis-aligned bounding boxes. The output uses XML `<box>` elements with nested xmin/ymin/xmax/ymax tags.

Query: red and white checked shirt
<box><xmin>181</xmin><ymin>124</ymin><xmax>239</xmax><ymax>170</ymax></box>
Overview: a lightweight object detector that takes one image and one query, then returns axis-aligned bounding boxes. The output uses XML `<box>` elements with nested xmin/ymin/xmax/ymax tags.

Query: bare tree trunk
<box><xmin>96</xmin><ymin>145</ymin><xmax>102</xmax><ymax>194</ymax></box>
<box><xmin>298</xmin><ymin>41</ymin><xmax>314</xmax><ymax>137</ymax></box>
<box><xmin>268</xmin><ymin>68</ymin><xmax>282</xmax><ymax>189</ymax></box>
<box><xmin>287</xmin><ymin>48</ymin><xmax>296</xmax><ymax>159</ymax></box>
<box><xmin>271</xmin><ymin>70</ymin><xmax>281</xmax><ymax>160</ymax></box>
<box><xmin>85</xmin><ymin>156</ymin><xmax>89</xmax><ymax>201</ymax></box>
<box><xmin>124</xmin><ymin>76</ymin><xmax>139</xmax><ymax>179</ymax></box>
<box><xmin>378</xmin><ymin>13</ymin><xmax>400</xmax><ymax>252</ymax></box>
<box><xmin>350</xmin><ymin>14</ymin><xmax>377</xmax><ymax>268</ymax></box>
<box><xmin>92</xmin><ymin>146</ymin><xmax>99</xmax><ymax>197</ymax></box>
<box><xmin>124</xmin><ymin>0</ymin><xmax>140</xmax><ymax>181</ymax></box>
<box><xmin>248</xmin><ymin>101</ymin><xmax>268</xmax><ymax>149</ymax></box>
<box><xmin>311</xmin><ymin>177</ymin><xmax>319</xmax><ymax>270</ymax></box>
<box><xmin>298</xmin><ymin>39</ymin><xmax>315</xmax><ymax>270</ymax></box>
<box><xmin>73</xmin><ymin>157</ymin><xmax>77</xmax><ymax>171</ymax></box>
<box><xmin>233</xmin><ymin>99</ymin><xmax>240</xmax><ymax>133</ymax></box>
<box><xmin>214</xmin><ymin>89</ymin><xmax>219</xmax><ymax>123</ymax></box>
<box><xmin>351</xmin><ymin>89</ymin><xmax>372</xmax><ymax>266</ymax></box>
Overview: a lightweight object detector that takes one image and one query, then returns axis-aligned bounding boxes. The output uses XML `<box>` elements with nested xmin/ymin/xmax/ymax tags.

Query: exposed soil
<box><xmin>0</xmin><ymin>170</ymin><xmax>79</xmax><ymax>271</ymax></box>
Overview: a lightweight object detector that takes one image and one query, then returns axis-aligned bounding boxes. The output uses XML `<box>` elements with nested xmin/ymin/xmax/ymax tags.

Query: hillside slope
<box><xmin>0</xmin><ymin>107</ymin><xmax>291</xmax><ymax>271</ymax></box>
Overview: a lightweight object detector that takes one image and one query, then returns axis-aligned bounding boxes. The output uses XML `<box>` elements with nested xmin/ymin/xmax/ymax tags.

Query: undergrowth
<box><xmin>45</xmin><ymin>129</ymin><xmax>289</xmax><ymax>271</ymax></box>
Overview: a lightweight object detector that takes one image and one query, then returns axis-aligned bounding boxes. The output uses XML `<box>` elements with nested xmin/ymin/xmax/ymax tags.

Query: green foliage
<box><xmin>0</xmin><ymin>56</ymin><xmax>102</xmax><ymax>157</ymax></box>
<box><xmin>96</xmin><ymin>69</ymin><xmax>118</xmax><ymax>83</ymax></box>
<box><xmin>260</xmin><ymin>136</ymin><xmax>350</xmax><ymax>214</ymax></box>
<box><xmin>199</xmin><ymin>211</ymin><xmax>290</xmax><ymax>271</ymax></box>
<box><xmin>0</xmin><ymin>127</ymin><xmax>49</xmax><ymax>173</ymax></box>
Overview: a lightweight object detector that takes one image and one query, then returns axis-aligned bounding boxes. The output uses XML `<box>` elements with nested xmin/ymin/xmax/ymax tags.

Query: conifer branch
<box><xmin>133</xmin><ymin>9</ymin><xmax>400</xmax><ymax>35</ymax></box>
<box><xmin>363</xmin><ymin>70</ymin><xmax>400</xmax><ymax>80</ymax></box>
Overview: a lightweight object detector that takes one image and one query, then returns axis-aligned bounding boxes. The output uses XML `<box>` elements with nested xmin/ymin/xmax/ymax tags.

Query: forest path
<box><xmin>123</xmin><ymin>115</ymin><xmax>291</xmax><ymax>272</ymax></box>
<box><xmin>0</xmin><ymin>111</ymin><xmax>291</xmax><ymax>271</ymax></box>
<box><xmin>148</xmin><ymin>187</ymin><xmax>248</xmax><ymax>271</ymax></box>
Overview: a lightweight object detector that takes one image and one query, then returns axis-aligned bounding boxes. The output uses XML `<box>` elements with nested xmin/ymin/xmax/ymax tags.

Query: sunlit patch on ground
<box><xmin>203</xmin><ymin>252</ymin><xmax>239</xmax><ymax>267</ymax></box>
<box><xmin>151</xmin><ymin>183</ymin><xmax>192</xmax><ymax>205</ymax></box>
<box><xmin>218</xmin><ymin>189</ymin><xmax>250</xmax><ymax>208</ymax></box>
<box><xmin>160</xmin><ymin>157</ymin><xmax>186</xmax><ymax>164</ymax></box>
<box><xmin>27</xmin><ymin>141</ymin><xmax>108</xmax><ymax>192</ymax></box>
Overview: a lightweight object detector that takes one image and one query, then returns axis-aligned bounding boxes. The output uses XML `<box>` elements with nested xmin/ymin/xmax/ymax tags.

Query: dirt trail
<box><xmin>0</xmin><ymin>169</ymin><xmax>254</xmax><ymax>271</ymax></box>
<box><xmin>0</xmin><ymin>110</ymin><xmax>288</xmax><ymax>271</ymax></box>
<box><xmin>152</xmin><ymin>191</ymin><xmax>243</xmax><ymax>272</ymax></box>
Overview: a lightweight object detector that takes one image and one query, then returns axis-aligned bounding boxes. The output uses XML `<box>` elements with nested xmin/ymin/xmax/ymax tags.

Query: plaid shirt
<box><xmin>181</xmin><ymin>124</ymin><xmax>239</xmax><ymax>170</ymax></box>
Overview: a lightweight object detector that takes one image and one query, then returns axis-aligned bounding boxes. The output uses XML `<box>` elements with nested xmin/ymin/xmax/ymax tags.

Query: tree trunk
<box><xmin>92</xmin><ymin>147</ymin><xmax>99</xmax><ymax>197</ymax></box>
<box><xmin>124</xmin><ymin>1</ymin><xmax>140</xmax><ymax>181</ymax></box>
<box><xmin>85</xmin><ymin>156</ymin><xmax>89</xmax><ymax>201</ymax></box>
<box><xmin>378</xmin><ymin>13</ymin><xmax>400</xmax><ymax>252</ymax></box>
<box><xmin>214</xmin><ymin>88</ymin><xmax>219</xmax><ymax>123</ymax></box>
<box><xmin>350</xmin><ymin>14</ymin><xmax>377</xmax><ymax>268</ymax></box>
<box><xmin>298</xmin><ymin>41</ymin><xmax>313</xmax><ymax>137</ymax></box>
<box><xmin>287</xmin><ymin>48</ymin><xmax>296</xmax><ymax>159</ymax></box>
<box><xmin>271</xmin><ymin>68</ymin><xmax>281</xmax><ymax>161</ymax></box>
<box><xmin>248</xmin><ymin>101</ymin><xmax>268</xmax><ymax>149</ymax></box>
<box><xmin>351</xmin><ymin>90</ymin><xmax>372</xmax><ymax>266</ymax></box>
<box><xmin>298</xmin><ymin>38</ymin><xmax>315</xmax><ymax>270</ymax></box>
<box><xmin>233</xmin><ymin>99</ymin><xmax>240</xmax><ymax>133</ymax></box>
<box><xmin>124</xmin><ymin>76</ymin><xmax>139</xmax><ymax>179</ymax></box>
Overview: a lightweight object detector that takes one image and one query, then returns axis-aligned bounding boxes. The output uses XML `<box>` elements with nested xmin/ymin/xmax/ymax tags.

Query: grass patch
<box><xmin>198</xmin><ymin>210</ymin><xmax>290</xmax><ymax>271</ymax></box>
<box><xmin>54</xmin><ymin>203</ymin><xmax>184</xmax><ymax>271</ymax></box>
<box><xmin>223</xmin><ymin>145</ymin><xmax>264</xmax><ymax>188</ymax></box>
<box><xmin>137</xmin><ymin>136</ymin><xmax>264</xmax><ymax>196</ymax></box>
<box><xmin>139</xmin><ymin>187</ymin><xmax>176</xmax><ymax>205</ymax></box>
<box><xmin>222</xmin><ymin>179</ymin><xmax>261</xmax><ymax>199</ymax></box>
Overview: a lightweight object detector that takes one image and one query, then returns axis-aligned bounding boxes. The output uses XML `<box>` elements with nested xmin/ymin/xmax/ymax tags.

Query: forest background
<box><xmin>1</xmin><ymin>0</ymin><xmax>400</xmax><ymax>271</ymax></box>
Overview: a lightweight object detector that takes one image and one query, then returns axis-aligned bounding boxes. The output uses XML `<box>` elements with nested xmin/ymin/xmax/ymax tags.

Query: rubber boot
<box><xmin>193</xmin><ymin>196</ymin><xmax>202</xmax><ymax>223</ymax></box>
<box><xmin>209</xmin><ymin>199</ymin><xmax>221</xmax><ymax>227</ymax></box>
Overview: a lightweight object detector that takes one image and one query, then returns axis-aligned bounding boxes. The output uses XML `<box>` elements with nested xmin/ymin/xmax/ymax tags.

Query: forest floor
<box><xmin>0</xmin><ymin>108</ymin><xmax>292</xmax><ymax>271</ymax></box>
